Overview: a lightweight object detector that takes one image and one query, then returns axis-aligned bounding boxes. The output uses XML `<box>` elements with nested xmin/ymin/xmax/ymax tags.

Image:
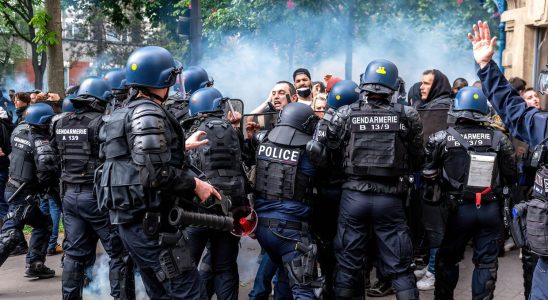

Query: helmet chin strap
<box><xmin>143</xmin><ymin>89</ymin><xmax>169</xmax><ymax>102</ymax></box>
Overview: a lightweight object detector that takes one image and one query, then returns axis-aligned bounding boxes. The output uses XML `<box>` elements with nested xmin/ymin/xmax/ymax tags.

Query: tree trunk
<box><xmin>45</xmin><ymin>0</ymin><xmax>65</xmax><ymax>97</ymax></box>
<box><xmin>25</xmin><ymin>2</ymin><xmax>46</xmax><ymax>90</ymax></box>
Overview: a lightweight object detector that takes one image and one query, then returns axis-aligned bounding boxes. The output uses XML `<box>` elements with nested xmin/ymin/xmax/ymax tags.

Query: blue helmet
<box><xmin>24</xmin><ymin>103</ymin><xmax>54</xmax><ymax>125</ymax></box>
<box><xmin>359</xmin><ymin>59</ymin><xmax>399</xmax><ymax>95</ymax></box>
<box><xmin>183</xmin><ymin>66</ymin><xmax>211</xmax><ymax>94</ymax></box>
<box><xmin>103</xmin><ymin>69</ymin><xmax>127</xmax><ymax>90</ymax></box>
<box><xmin>125</xmin><ymin>46</ymin><xmax>182</xmax><ymax>89</ymax></box>
<box><xmin>449</xmin><ymin>86</ymin><xmax>489</xmax><ymax>122</ymax></box>
<box><xmin>189</xmin><ymin>87</ymin><xmax>224</xmax><ymax>116</ymax></box>
<box><xmin>327</xmin><ymin>80</ymin><xmax>359</xmax><ymax>109</ymax></box>
<box><xmin>62</xmin><ymin>95</ymin><xmax>76</xmax><ymax>113</ymax></box>
<box><xmin>77</xmin><ymin>77</ymin><xmax>113</xmax><ymax>102</ymax></box>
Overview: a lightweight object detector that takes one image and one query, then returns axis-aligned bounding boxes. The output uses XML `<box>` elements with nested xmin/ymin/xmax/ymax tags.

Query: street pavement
<box><xmin>0</xmin><ymin>235</ymin><xmax>526</xmax><ymax>300</ymax></box>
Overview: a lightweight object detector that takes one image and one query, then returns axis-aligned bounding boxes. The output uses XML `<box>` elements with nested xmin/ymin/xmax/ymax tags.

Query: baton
<box><xmin>7</xmin><ymin>182</ymin><xmax>27</xmax><ymax>203</ymax></box>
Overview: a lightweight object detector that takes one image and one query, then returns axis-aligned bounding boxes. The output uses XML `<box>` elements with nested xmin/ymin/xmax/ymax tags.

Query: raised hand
<box><xmin>468</xmin><ymin>20</ymin><xmax>497</xmax><ymax>69</ymax></box>
<box><xmin>185</xmin><ymin>130</ymin><xmax>208</xmax><ymax>150</ymax></box>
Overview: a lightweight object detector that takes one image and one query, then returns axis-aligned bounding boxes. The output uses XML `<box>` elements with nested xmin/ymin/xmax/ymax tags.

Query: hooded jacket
<box><xmin>419</xmin><ymin>69</ymin><xmax>452</xmax><ymax>109</ymax></box>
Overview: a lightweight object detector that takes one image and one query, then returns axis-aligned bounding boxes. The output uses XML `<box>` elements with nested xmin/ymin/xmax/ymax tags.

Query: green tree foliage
<box><xmin>174</xmin><ymin>0</ymin><xmax>500</xmax><ymax>68</ymax></box>
<box><xmin>29</xmin><ymin>9</ymin><xmax>59</xmax><ymax>54</ymax></box>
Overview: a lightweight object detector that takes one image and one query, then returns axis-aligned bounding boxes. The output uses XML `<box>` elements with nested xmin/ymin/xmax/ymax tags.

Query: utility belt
<box><xmin>255</xmin><ymin>192</ymin><xmax>311</xmax><ymax>205</ymax></box>
<box><xmin>259</xmin><ymin>217</ymin><xmax>309</xmax><ymax>232</ymax></box>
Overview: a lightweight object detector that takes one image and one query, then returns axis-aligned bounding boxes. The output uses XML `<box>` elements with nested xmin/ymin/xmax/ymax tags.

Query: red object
<box><xmin>239</xmin><ymin>218</ymin><xmax>254</xmax><ymax>234</ymax></box>
<box><xmin>475</xmin><ymin>187</ymin><xmax>491</xmax><ymax>208</ymax></box>
<box><xmin>456</xmin><ymin>0</ymin><xmax>464</xmax><ymax>5</ymax></box>
<box><xmin>287</xmin><ymin>0</ymin><xmax>296</xmax><ymax>10</ymax></box>
<box><xmin>326</xmin><ymin>77</ymin><xmax>343</xmax><ymax>93</ymax></box>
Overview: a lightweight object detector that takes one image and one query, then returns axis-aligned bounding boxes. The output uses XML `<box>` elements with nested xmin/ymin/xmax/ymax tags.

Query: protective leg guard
<box><xmin>118</xmin><ymin>255</ymin><xmax>135</xmax><ymax>300</ymax></box>
<box><xmin>522</xmin><ymin>247</ymin><xmax>539</xmax><ymax>299</ymax></box>
<box><xmin>0</xmin><ymin>229</ymin><xmax>20</xmax><ymax>266</ymax></box>
<box><xmin>62</xmin><ymin>256</ymin><xmax>86</xmax><ymax>300</ymax></box>
<box><xmin>472</xmin><ymin>262</ymin><xmax>497</xmax><ymax>300</ymax></box>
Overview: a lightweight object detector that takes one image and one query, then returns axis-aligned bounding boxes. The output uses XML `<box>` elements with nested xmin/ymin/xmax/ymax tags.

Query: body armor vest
<box><xmin>528</xmin><ymin>166</ymin><xmax>548</xmax><ymax>256</ymax></box>
<box><xmin>444</xmin><ymin>126</ymin><xmax>502</xmax><ymax>201</ymax></box>
<box><xmin>164</xmin><ymin>95</ymin><xmax>190</xmax><ymax>125</ymax></box>
<box><xmin>343</xmin><ymin>102</ymin><xmax>409</xmax><ymax>178</ymax></box>
<box><xmin>56</xmin><ymin>111</ymin><xmax>102</xmax><ymax>184</ymax></box>
<box><xmin>191</xmin><ymin>116</ymin><xmax>245</xmax><ymax>198</ymax></box>
<box><xmin>98</xmin><ymin>99</ymin><xmax>185</xmax><ymax>221</ymax></box>
<box><xmin>254</xmin><ymin>140</ymin><xmax>313</xmax><ymax>202</ymax></box>
<box><xmin>9</xmin><ymin>126</ymin><xmax>36</xmax><ymax>184</ymax></box>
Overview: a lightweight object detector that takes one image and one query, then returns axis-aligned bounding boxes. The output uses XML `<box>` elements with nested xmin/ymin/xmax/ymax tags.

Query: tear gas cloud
<box><xmin>199</xmin><ymin>9</ymin><xmax>498</xmax><ymax>112</ymax></box>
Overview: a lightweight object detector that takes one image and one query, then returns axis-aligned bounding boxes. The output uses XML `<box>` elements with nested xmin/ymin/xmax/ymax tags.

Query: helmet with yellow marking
<box><xmin>449</xmin><ymin>86</ymin><xmax>489</xmax><ymax>122</ymax></box>
<box><xmin>359</xmin><ymin>59</ymin><xmax>399</xmax><ymax>95</ymax></box>
<box><xmin>125</xmin><ymin>46</ymin><xmax>182</xmax><ymax>89</ymax></box>
<box><xmin>327</xmin><ymin>80</ymin><xmax>359</xmax><ymax>109</ymax></box>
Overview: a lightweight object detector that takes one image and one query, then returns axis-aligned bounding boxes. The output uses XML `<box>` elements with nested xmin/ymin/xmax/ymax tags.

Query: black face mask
<box><xmin>297</xmin><ymin>87</ymin><xmax>311</xmax><ymax>98</ymax></box>
<box><xmin>15</xmin><ymin>106</ymin><xmax>27</xmax><ymax>117</ymax></box>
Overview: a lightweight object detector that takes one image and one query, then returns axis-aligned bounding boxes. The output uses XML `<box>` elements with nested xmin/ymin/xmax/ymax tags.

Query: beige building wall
<box><xmin>502</xmin><ymin>0</ymin><xmax>548</xmax><ymax>106</ymax></box>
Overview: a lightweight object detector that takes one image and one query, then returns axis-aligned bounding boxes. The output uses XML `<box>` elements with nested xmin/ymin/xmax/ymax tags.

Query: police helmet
<box><xmin>24</xmin><ymin>103</ymin><xmax>54</xmax><ymax>125</ymax></box>
<box><xmin>189</xmin><ymin>87</ymin><xmax>224</xmax><ymax>116</ymax></box>
<box><xmin>62</xmin><ymin>95</ymin><xmax>76</xmax><ymax>113</ymax></box>
<box><xmin>268</xmin><ymin>102</ymin><xmax>317</xmax><ymax>146</ymax></box>
<box><xmin>183</xmin><ymin>66</ymin><xmax>211</xmax><ymax>94</ymax></box>
<box><xmin>359</xmin><ymin>59</ymin><xmax>399</xmax><ymax>95</ymax></box>
<box><xmin>103</xmin><ymin>69</ymin><xmax>127</xmax><ymax>90</ymax></box>
<box><xmin>327</xmin><ymin>80</ymin><xmax>359</xmax><ymax>109</ymax></box>
<box><xmin>539</xmin><ymin>65</ymin><xmax>548</xmax><ymax>96</ymax></box>
<box><xmin>125</xmin><ymin>46</ymin><xmax>182</xmax><ymax>89</ymax></box>
<box><xmin>448</xmin><ymin>86</ymin><xmax>490</xmax><ymax>122</ymax></box>
<box><xmin>77</xmin><ymin>77</ymin><xmax>113</xmax><ymax>102</ymax></box>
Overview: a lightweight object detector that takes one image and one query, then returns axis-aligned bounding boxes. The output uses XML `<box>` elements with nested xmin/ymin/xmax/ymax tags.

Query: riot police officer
<box><xmin>97</xmin><ymin>46</ymin><xmax>220</xmax><ymax>300</ymax></box>
<box><xmin>253</xmin><ymin>102</ymin><xmax>320</xmax><ymax>299</ymax></box>
<box><xmin>422</xmin><ymin>87</ymin><xmax>516</xmax><ymax>299</ymax></box>
<box><xmin>0</xmin><ymin>103</ymin><xmax>58</xmax><ymax>278</ymax></box>
<box><xmin>468</xmin><ymin>20</ymin><xmax>548</xmax><ymax>299</ymax></box>
<box><xmin>51</xmin><ymin>78</ymin><xmax>135</xmax><ymax>300</ymax></box>
<box><xmin>164</xmin><ymin>66</ymin><xmax>213</xmax><ymax>125</ymax></box>
<box><xmin>308</xmin><ymin>59</ymin><xmax>424</xmax><ymax>299</ymax></box>
<box><xmin>185</xmin><ymin>87</ymin><xmax>247</xmax><ymax>300</ymax></box>
<box><xmin>103</xmin><ymin>69</ymin><xmax>128</xmax><ymax>112</ymax></box>
<box><xmin>308</xmin><ymin>79</ymin><xmax>359</xmax><ymax>298</ymax></box>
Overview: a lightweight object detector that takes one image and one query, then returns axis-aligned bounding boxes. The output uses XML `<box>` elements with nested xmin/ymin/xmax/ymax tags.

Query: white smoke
<box><xmin>3</xmin><ymin>74</ymin><xmax>35</xmax><ymax>92</ymax></box>
<box><xmin>200</xmin><ymin>14</ymin><xmax>499</xmax><ymax>112</ymax></box>
<box><xmin>83</xmin><ymin>254</ymin><xmax>148</xmax><ymax>300</ymax></box>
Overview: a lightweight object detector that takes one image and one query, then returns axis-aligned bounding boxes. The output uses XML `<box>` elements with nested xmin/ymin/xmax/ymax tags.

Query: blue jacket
<box><xmin>478</xmin><ymin>61</ymin><xmax>547</xmax><ymax>146</ymax></box>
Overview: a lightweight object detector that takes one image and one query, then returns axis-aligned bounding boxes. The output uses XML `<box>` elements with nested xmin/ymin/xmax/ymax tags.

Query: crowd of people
<box><xmin>0</xmin><ymin>20</ymin><xmax>547</xmax><ymax>300</ymax></box>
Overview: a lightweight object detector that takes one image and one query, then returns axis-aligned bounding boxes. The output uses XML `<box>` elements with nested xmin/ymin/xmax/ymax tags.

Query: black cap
<box><xmin>293</xmin><ymin>68</ymin><xmax>311</xmax><ymax>81</ymax></box>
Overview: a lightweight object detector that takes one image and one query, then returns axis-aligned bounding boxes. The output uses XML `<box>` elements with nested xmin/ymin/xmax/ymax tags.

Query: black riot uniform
<box><xmin>98</xmin><ymin>46</ymin><xmax>204</xmax><ymax>300</ymax></box>
<box><xmin>0</xmin><ymin>103</ymin><xmax>58</xmax><ymax>278</ymax></box>
<box><xmin>164</xmin><ymin>92</ymin><xmax>190</xmax><ymax>126</ymax></box>
<box><xmin>308</xmin><ymin>59</ymin><xmax>423</xmax><ymax>300</ymax></box>
<box><xmin>252</xmin><ymin>102</ymin><xmax>320</xmax><ymax>299</ymax></box>
<box><xmin>186</xmin><ymin>111</ymin><xmax>247</xmax><ymax>300</ymax></box>
<box><xmin>424</xmin><ymin>87</ymin><xmax>517</xmax><ymax>300</ymax></box>
<box><xmin>51</xmin><ymin>77</ymin><xmax>135</xmax><ymax>300</ymax></box>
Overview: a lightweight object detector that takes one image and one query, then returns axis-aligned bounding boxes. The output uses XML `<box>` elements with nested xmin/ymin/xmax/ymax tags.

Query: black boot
<box><xmin>25</xmin><ymin>262</ymin><xmax>55</xmax><ymax>279</ymax></box>
<box><xmin>366</xmin><ymin>279</ymin><xmax>395</xmax><ymax>297</ymax></box>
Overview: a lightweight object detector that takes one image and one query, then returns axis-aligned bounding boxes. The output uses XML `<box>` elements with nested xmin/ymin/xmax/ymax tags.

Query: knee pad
<box><xmin>474</xmin><ymin>261</ymin><xmax>498</xmax><ymax>300</ymax></box>
<box><xmin>0</xmin><ymin>229</ymin><xmax>19</xmax><ymax>264</ymax></box>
